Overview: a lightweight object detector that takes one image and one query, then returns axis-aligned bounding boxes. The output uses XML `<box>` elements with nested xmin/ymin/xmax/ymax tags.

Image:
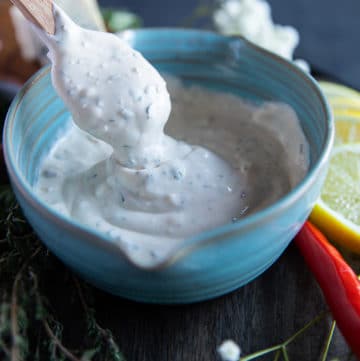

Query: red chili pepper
<box><xmin>295</xmin><ymin>221</ymin><xmax>360</xmax><ymax>359</ymax></box>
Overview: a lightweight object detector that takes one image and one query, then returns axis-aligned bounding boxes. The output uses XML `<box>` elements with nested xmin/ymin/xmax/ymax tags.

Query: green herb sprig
<box><xmin>0</xmin><ymin>185</ymin><xmax>125</xmax><ymax>361</ymax></box>
<box><xmin>239</xmin><ymin>314</ymin><xmax>339</xmax><ymax>361</ymax></box>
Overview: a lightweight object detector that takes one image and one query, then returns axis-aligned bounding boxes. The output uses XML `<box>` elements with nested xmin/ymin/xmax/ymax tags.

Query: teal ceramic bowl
<box><xmin>3</xmin><ymin>29</ymin><xmax>333</xmax><ymax>303</ymax></box>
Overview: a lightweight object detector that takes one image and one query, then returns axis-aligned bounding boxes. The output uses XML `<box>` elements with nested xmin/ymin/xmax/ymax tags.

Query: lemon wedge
<box><xmin>310</xmin><ymin>144</ymin><xmax>360</xmax><ymax>252</ymax></box>
<box><xmin>308</xmin><ymin>82</ymin><xmax>360</xmax><ymax>253</ymax></box>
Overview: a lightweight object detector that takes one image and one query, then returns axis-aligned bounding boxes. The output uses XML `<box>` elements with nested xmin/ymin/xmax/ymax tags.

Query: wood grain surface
<box><xmin>10</xmin><ymin>0</ymin><xmax>55</xmax><ymax>34</ymax></box>
<box><xmin>89</xmin><ymin>244</ymin><xmax>354</xmax><ymax>361</ymax></box>
<box><xmin>37</xmin><ymin>242</ymin><xmax>354</xmax><ymax>361</ymax></box>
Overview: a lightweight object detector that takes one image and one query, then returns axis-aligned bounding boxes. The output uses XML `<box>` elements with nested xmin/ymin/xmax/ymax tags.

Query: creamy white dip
<box><xmin>33</xmin><ymin>4</ymin><xmax>309</xmax><ymax>266</ymax></box>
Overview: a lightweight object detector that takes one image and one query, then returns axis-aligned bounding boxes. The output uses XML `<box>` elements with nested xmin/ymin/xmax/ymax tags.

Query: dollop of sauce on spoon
<box><xmin>35</xmin><ymin>5</ymin><xmax>309</xmax><ymax>266</ymax></box>
<box><xmin>38</xmin><ymin>4</ymin><xmax>174</xmax><ymax>169</ymax></box>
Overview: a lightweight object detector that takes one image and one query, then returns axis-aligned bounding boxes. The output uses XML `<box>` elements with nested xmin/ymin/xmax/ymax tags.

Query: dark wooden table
<box><xmin>89</xmin><ymin>243</ymin><xmax>355</xmax><ymax>360</ymax></box>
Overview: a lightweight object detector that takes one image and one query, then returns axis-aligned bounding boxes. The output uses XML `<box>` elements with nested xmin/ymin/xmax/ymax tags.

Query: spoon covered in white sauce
<box><xmin>10</xmin><ymin>0</ymin><xmax>56</xmax><ymax>35</ymax></box>
<box><xmin>33</xmin><ymin>3</ymin><xmax>174</xmax><ymax>169</ymax></box>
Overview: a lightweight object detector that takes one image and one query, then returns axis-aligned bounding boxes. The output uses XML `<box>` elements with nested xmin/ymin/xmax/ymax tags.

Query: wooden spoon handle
<box><xmin>10</xmin><ymin>0</ymin><xmax>55</xmax><ymax>35</ymax></box>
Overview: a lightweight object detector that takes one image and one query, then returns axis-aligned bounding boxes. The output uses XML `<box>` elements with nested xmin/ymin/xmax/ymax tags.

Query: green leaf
<box><xmin>81</xmin><ymin>348</ymin><xmax>99</xmax><ymax>361</ymax></box>
<box><xmin>102</xmin><ymin>9</ymin><xmax>142</xmax><ymax>32</ymax></box>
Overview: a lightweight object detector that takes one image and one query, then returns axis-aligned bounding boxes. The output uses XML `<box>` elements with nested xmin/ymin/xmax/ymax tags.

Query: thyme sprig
<box><xmin>238</xmin><ymin>313</ymin><xmax>344</xmax><ymax>361</ymax></box>
<box><xmin>0</xmin><ymin>184</ymin><xmax>124</xmax><ymax>361</ymax></box>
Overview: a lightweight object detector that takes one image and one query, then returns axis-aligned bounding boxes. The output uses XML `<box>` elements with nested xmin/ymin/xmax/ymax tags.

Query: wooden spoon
<box><xmin>10</xmin><ymin>0</ymin><xmax>55</xmax><ymax>35</ymax></box>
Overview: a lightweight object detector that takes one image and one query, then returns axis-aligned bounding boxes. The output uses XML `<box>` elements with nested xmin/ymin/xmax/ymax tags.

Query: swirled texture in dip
<box><xmin>33</xmin><ymin>5</ymin><xmax>309</xmax><ymax>266</ymax></box>
<box><xmin>36</xmin><ymin>78</ymin><xmax>309</xmax><ymax>266</ymax></box>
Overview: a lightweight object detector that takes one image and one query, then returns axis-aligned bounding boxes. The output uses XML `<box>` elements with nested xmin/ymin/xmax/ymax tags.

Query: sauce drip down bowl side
<box><xmin>3</xmin><ymin>29</ymin><xmax>333</xmax><ymax>304</ymax></box>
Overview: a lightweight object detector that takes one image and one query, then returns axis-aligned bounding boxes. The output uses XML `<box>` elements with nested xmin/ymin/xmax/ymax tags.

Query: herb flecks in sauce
<box><xmin>33</xmin><ymin>5</ymin><xmax>308</xmax><ymax>266</ymax></box>
<box><xmin>36</xmin><ymin>77</ymin><xmax>308</xmax><ymax>266</ymax></box>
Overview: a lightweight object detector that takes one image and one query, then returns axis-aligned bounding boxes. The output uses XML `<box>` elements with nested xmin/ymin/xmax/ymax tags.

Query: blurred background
<box><xmin>98</xmin><ymin>0</ymin><xmax>360</xmax><ymax>88</ymax></box>
<box><xmin>0</xmin><ymin>0</ymin><xmax>359</xmax><ymax>91</ymax></box>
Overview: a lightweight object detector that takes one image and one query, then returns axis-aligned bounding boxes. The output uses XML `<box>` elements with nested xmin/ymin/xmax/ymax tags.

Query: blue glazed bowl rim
<box><xmin>3</xmin><ymin>28</ymin><xmax>334</xmax><ymax>271</ymax></box>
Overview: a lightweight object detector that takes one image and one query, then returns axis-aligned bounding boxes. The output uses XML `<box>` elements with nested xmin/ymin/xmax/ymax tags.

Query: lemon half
<box><xmin>310</xmin><ymin>145</ymin><xmax>360</xmax><ymax>252</ymax></box>
<box><xmin>310</xmin><ymin>81</ymin><xmax>360</xmax><ymax>253</ymax></box>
